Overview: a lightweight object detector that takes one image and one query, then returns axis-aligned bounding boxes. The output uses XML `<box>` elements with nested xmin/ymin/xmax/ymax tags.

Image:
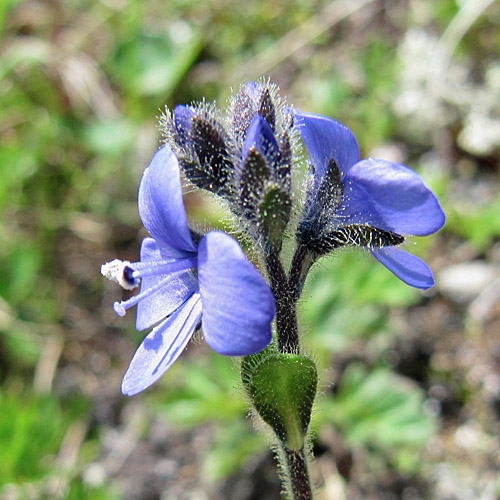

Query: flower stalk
<box><xmin>264</xmin><ymin>251</ymin><xmax>299</xmax><ymax>353</ymax></box>
<box><xmin>281</xmin><ymin>445</ymin><xmax>314</xmax><ymax>500</ymax></box>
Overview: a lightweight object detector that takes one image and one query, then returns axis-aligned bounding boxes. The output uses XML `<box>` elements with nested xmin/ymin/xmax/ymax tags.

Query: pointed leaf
<box><xmin>246</xmin><ymin>353</ymin><xmax>318</xmax><ymax>449</ymax></box>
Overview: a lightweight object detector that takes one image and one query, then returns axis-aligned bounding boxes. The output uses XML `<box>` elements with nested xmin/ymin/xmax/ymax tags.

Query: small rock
<box><xmin>436</xmin><ymin>261</ymin><xmax>498</xmax><ymax>302</ymax></box>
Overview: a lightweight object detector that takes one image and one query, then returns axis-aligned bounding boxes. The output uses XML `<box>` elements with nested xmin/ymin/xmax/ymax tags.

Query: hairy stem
<box><xmin>288</xmin><ymin>244</ymin><xmax>314</xmax><ymax>301</ymax></box>
<box><xmin>264</xmin><ymin>251</ymin><xmax>299</xmax><ymax>353</ymax></box>
<box><xmin>263</xmin><ymin>248</ymin><xmax>315</xmax><ymax>498</ymax></box>
<box><xmin>280</xmin><ymin>444</ymin><xmax>314</xmax><ymax>500</ymax></box>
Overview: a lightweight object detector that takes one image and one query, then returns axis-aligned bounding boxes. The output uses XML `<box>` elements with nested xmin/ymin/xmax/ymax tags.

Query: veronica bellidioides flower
<box><xmin>102</xmin><ymin>146</ymin><xmax>275</xmax><ymax>396</ymax></box>
<box><xmin>293</xmin><ymin>111</ymin><xmax>445</xmax><ymax>289</ymax></box>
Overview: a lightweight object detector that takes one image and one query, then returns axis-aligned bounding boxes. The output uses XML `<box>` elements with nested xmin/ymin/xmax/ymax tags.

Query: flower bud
<box><xmin>258</xmin><ymin>185</ymin><xmax>291</xmax><ymax>252</ymax></box>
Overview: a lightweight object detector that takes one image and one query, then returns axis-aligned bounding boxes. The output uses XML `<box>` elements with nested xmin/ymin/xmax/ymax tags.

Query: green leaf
<box><xmin>301</xmin><ymin>250</ymin><xmax>419</xmax><ymax>355</ymax></box>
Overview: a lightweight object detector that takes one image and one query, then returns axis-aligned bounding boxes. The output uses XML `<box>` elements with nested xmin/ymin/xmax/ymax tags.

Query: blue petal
<box><xmin>198</xmin><ymin>231</ymin><xmax>275</xmax><ymax>355</ymax></box>
<box><xmin>121</xmin><ymin>293</ymin><xmax>203</xmax><ymax>396</ymax></box>
<box><xmin>293</xmin><ymin>110</ymin><xmax>360</xmax><ymax>180</ymax></box>
<box><xmin>370</xmin><ymin>247</ymin><xmax>435</xmax><ymax>289</ymax></box>
<box><xmin>138</xmin><ymin>146</ymin><xmax>196</xmax><ymax>252</ymax></box>
<box><xmin>136</xmin><ymin>238</ymin><xmax>199</xmax><ymax>331</ymax></box>
<box><xmin>241</xmin><ymin>115</ymin><xmax>279</xmax><ymax>165</ymax></box>
<box><xmin>173</xmin><ymin>105</ymin><xmax>193</xmax><ymax>147</ymax></box>
<box><xmin>339</xmin><ymin>158</ymin><xmax>446</xmax><ymax>236</ymax></box>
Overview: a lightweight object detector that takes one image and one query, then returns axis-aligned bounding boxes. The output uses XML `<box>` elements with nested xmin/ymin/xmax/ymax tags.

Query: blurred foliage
<box><xmin>202</xmin><ymin>419</ymin><xmax>265</xmax><ymax>481</ymax></box>
<box><xmin>446</xmin><ymin>196</ymin><xmax>500</xmax><ymax>251</ymax></box>
<box><xmin>317</xmin><ymin>364</ymin><xmax>435</xmax><ymax>474</ymax></box>
<box><xmin>1</xmin><ymin>0</ymin><xmax>499</xmax><ymax>497</ymax></box>
<box><xmin>0</xmin><ymin>393</ymin><xmax>67</xmax><ymax>482</ymax></box>
<box><xmin>155</xmin><ymin>351</ymin><xmax>267</xmax><ymax>480</ymax></box>
<box><xmin>0</xmin><ymin>391</ymin><xmax>116</xmax><ymax>498</ymax></box>
<box><xmin>157</xmin><ymin>351</ymin><xmax>246</xmax><ymax>427</ymax></box>
<box><xmin>300</xmin><ymin>250</ymin><xmax>418</xmax><ymax>360</ymax></box>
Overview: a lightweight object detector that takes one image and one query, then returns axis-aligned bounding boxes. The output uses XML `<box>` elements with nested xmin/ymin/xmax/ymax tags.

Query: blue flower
<box><xmin>101</xmin><ymin>146</ymin><xmax>275</xmax><ymax>396</ymax></box>
<box><xmin>294</xmin><ymin>111</ymin><xmax>446</xmax><ymax>289</ymax></box>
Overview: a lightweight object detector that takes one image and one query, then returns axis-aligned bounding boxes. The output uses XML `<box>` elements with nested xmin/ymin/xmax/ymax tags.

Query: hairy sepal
<box><xmin>242</xmin><ymin>349</ymin><xmax>318</xmax><ymax>450</ymax></box>
<box><xmin>258</xmin><ymin>185</ymin><xmax>291</xmax><ymax>252</ymax></box>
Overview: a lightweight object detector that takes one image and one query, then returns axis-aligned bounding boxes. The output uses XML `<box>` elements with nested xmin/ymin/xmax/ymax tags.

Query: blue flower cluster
<box><xmin>102</xmin><ymin>80</ymin><xmax>445</xmax><ymax>395</ymax></box>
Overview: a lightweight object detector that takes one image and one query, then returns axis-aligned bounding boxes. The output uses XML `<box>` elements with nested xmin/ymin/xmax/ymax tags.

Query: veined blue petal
<box><xmin>242</xmin><ymin>115</ymin><xmax>279</xmax><ymax>164</ymax></box>
<box><xmin>198</xmin><ymin>231</ymin><xmax>275</xmax><ymax>356</ymax></box>
<box><xmin>136</xmin><ymin>238</ymin><xmax>198</xmax><ymax>331</ymax></box>
<box><xmin>121</xmin><ymin>293</ymin><xmax>203</xmax><ymax>396</ymax></box>
<box><xmin>340</xmin><ymin>158</ymin><xmax>446</xmax><ymax>236</ymax></box>
<box><xmin>293</xmin><ymin>110</ymin><xmax>360</xmax><ymax>180</ymax></box>
<box><xmin>138</xmin><ymin>146</ymin><xmax>196</xmax><ymax>253</ymax></box>
<box><xmin>370</xmin><ymin>247</ymin><xmax>435</xmax><ymax>289</ymax></box>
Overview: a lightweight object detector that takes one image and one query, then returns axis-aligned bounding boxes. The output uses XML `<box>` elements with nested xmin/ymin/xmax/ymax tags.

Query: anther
<box><xmin>101</xmin><ymin>259</ymin><xmax>140</xmax><ymax>291</ymax></box>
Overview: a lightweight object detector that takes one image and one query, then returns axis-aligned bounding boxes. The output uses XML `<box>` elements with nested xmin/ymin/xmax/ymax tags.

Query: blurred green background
<box><xmin>1</xmin><ymin>0</ymin><xmax>500</xmax><ymax>499</ymax></box>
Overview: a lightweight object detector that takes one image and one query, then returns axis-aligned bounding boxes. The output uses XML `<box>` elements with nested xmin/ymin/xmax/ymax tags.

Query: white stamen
<box><xmin>101</xmin><ymin>259</ymin><xmax>140</xmax><ymax>291</ymax></box>
<box><xmin>113</xmin><ymin>301</ymin><xmax>127</xmax><ymax>316</ymax></box>
<box><xmin>131</xmin><ymin>257</ymin><xmax>197</xmax><ymax>279</ymax></box>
